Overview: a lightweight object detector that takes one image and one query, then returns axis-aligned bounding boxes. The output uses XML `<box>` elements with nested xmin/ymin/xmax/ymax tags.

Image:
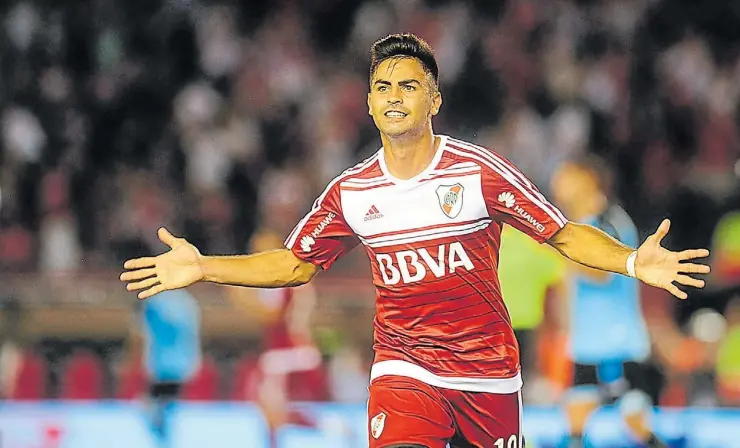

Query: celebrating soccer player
<box><xmin>120</xmin><ymin>34</ymin><xmax>711</xmax><ymax>448</ymax></box>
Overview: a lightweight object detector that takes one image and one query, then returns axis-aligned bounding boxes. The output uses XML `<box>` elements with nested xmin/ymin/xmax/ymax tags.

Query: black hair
<box><xmin>369</xmin><ymin>33</ymin><xmax>439</xmax><ymax>88</ymax></box>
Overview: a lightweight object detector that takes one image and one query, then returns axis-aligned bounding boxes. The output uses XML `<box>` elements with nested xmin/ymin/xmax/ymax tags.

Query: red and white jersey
<box><xmin>285</xmin><ymin>135</ymin><xmax>567</xmax><ymax>393</ymax></box>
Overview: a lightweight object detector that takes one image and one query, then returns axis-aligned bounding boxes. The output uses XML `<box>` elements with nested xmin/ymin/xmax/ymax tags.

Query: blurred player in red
<box><xmin>229</xmin><ymin>230</ymin><xmax>327</xmax><ymax>447</ymax></box>
<box><xmin>122</xmin><ymin>33</ymin><xmax>711</xmax><ymax>448</ymax></box>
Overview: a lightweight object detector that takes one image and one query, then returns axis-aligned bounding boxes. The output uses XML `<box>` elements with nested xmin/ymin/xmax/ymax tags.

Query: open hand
<box><xmin>635</xmin><ymin>219</ymin><xmax>710</xmax><ymax>299</ymax></box>
<box><xmin>119</xmin><ymin>227</ymin><xmax>204</xmax><ymax>299</ymax></box>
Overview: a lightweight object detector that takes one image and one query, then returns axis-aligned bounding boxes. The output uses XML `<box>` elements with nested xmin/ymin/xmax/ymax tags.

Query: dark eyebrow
<box><xmin>372</xmin><ymin>79</ymin><xmax>423</xmax><ymax>86</ymax></box>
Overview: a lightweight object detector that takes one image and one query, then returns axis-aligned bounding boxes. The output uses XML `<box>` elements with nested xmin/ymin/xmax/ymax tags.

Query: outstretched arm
<box><xmin>547</xmin><ymin>222</ymin><xmax>634</xmax><ymax>275</ymax></box>
<box><xmin>200</xmin><ymin>251</ymin><xmax>318</xmax><ymax>288</ymax></box>
<box><xmin>548</xmin><ymin>219</ymin><xmax>710</xmax><ymax>299</ymax></box>
<box><xmin>120</xmin><ymin>228</ymin><xmax>319</xmax><ymax>300</ymax></box>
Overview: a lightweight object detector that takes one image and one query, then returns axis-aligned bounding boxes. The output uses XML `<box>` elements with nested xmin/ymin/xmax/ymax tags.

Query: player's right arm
<box><xmin>121</xmin><ymin>180</ymin><xmax>358</xmax><ymax>300</ymax></box>
<box><xmin>120</xmin><ymin>227</ymin><xmax>319</xmax><ymax>299</ymax></box>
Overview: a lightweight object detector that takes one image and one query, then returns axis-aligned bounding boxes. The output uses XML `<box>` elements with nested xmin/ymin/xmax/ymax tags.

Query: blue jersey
<box><xmin>142</xmin><ymin>289</ymin><xmax>201</xmax><ymax>383</ymax></box>
<box><xmin>569</xmin><ymin>205</ymin><xmax>650</xmax><ymax>364</ymax></box>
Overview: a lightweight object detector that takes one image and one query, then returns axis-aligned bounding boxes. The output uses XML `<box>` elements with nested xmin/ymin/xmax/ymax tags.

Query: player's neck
<box><xmin>381</xmin><ymin>127</ymin><xmax>439</xmax><ymax>180</ymax></box>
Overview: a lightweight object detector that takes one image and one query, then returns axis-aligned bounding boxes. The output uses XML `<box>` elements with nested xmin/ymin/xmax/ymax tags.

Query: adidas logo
<box><xmin>364</xmin><ymin>205</ymin><xmax>384</xmax><ymax>222</ymax></box>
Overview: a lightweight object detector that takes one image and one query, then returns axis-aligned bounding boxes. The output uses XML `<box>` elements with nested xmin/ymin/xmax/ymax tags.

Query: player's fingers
<box><xmin>158</xmin><ymin>227</ymin><xmax>181</xmax><ymax>248</ymax></box>
<box><xmin>650</xmin><ymin>219</ymin><xmax>671</xmax><ymax>245</ymax></box>
<box><xmin>676</xmin><ymin>274</ymin><xmax>705</xmax><ymax>289</ymax></box>
<box><xmin>138</xmin><ymin>284</ymin><xmax>165</xmax><ymax>300</ymax></box>
<box><xmin>123</xmin><ymin>257</ymin><xmax>156</xmax><ymax>270</ymax></box>
<box><xmin>126</xmin><ymin>276</ymin><xmax>160</xmax><ymax>292</ymax></box>
<box><xmin>120</xmin><ymin>268</ymin><xmax>156</xmax><ymax>282</ymax></box>
<box><xmin>677</xmin><ymin>249</ymin><xmax>710</xmax><ymax>261</ymax></box>
<box><xmin>677</xmin><ymin>262</ymin><xmax>711</xmax><ymax>274</ymax></box>
<box><xmin>667</xmin><ymin>283</ymin><xmax>688</xmax><ymax>300</ymax></box>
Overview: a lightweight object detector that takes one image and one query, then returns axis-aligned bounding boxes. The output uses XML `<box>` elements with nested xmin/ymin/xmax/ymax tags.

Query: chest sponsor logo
<box><xmin>375</xmin><ymin>241</ymin><xmax>474</xmax><ymax>285</ymax></box>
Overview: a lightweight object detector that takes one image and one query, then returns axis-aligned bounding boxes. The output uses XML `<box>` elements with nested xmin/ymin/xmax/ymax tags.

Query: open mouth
<box><xmin>384</xmin><ymin>110</ymin><xmax>408</xmax><ymax>118</ymax></box>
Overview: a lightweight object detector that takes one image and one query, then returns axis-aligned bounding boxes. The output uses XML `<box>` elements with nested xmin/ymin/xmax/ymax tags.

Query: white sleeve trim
<box><xmin>284</xmin><ymin>152</ymin><xmax>379</xmax><ymax>249</ymax></box>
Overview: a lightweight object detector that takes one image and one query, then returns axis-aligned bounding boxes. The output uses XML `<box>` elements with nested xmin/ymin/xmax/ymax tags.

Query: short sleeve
<box><xmin>284</xmin><ymin>182</ymin><xmax>359</xmax><ymax>270</ymax></box>
<box><xmin>481</xmin><ymin>157</ymin><xmax>568</xmax><ymax>243</ymax></box>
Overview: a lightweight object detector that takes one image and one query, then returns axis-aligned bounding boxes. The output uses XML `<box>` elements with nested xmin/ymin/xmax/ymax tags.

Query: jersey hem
<box><xmin>370</xmin><ymin>360</ymin><xmax>523</xmax><ymax>394</ymax></box>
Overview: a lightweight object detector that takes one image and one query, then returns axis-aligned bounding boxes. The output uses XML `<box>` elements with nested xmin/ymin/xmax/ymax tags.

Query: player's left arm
<box><xmin>547</xmin><ymin>219</ymin><xmax>711</xmax><ymax>299</ymax></box>
<box><xmin>475</xmin><ymin>146</ymin><xmax>710</xmax><ymax>299</ymax></box>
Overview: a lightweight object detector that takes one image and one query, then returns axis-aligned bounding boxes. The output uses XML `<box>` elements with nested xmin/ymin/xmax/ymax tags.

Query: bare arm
<box><xmin>547</xmin><ymin>221</ymin><xmax>633</xmax><ymax>276</ymax></box>
<box><xmin>200</xmin><ymin>250</ymin><xmax>319</xmax><ymax>288</ymax></box>
<box><xmin>120</xmin><ymin>228</ymin><xmax>319</xmax><ymax>299</ymax></box>
<box><xmin>547</xmin><ymin>220</ymin><xmax>711</xmax><ymax>299</ymax></box>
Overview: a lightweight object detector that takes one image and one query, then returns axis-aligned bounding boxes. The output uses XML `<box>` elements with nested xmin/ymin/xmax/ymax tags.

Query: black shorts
<box><xmin>149</xmin><ymin>382</ymin><xmax>182</xmax><ymax>401</ymax></box>
<box><xmin>573</xmin><ymin>361</ymin><xmax>664</xmax><ymax>404</ymax></box>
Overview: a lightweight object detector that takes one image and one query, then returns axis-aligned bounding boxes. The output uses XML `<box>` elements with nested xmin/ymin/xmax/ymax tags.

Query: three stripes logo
<box><xmin>364</xmin><ymin>205</ymin><xmax>384</xmax><ymax>222</ymax></box>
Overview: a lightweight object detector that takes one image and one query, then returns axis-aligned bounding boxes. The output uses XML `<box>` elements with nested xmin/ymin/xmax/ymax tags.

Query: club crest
<box><xmin>436</xmin><ymin>183</ymin><xmax>464</xmax><ymax>218</ymax></box>
<box><xmin>370</xmin><ymin>412</ymin><xmax>386</xmax><ymax>439</ymax></box>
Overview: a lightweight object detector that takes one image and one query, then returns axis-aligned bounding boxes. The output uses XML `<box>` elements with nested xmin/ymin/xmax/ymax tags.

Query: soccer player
<box><xmin>120</xmin><ymin>34</ymin><xmax>711</xmax><ymax>448</ymax></box>
<box><xmin>550</xmin><ymin>156</ymin><xmax>655</xmax><ymax>402</ymax></box>
<box><xmin>139</xmin><ymin>289</ymin><xmax>201</xmax><ymax>444</ymax></box>
<box><xmin>238</xmin><ymin>230</ymin><xmax>327</xmax><ymax>447</ymax></box>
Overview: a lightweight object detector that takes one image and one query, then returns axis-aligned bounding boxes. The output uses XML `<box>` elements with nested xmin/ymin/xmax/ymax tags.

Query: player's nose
<box><xmin>387</xmin><ymin>88</ymin><xmax>402</xmax><ymax>104</ymax></box>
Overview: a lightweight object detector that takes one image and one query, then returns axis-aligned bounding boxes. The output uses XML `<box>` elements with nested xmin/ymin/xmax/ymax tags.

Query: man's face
<box><xmin>550</xmin><ymin>163</ymin><xmax>597</xmax><ymax>213</ymax></box>
<box><xmin>368</xmin><ymin>57</ymin><xmax>441</xmax><ymax>138</ymax></box>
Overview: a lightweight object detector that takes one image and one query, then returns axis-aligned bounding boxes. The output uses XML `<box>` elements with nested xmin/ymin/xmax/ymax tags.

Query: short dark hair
<box><xmin>369</xmin><ymin>33</ymin><xmax>439</xmax><ymax>88</ymax></box>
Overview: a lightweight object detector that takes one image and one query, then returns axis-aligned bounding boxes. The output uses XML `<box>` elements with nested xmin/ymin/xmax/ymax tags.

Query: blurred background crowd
<box><xmin>1</xmin><ymin>0</ymin><xmax>739</xmax><ymax>444</ymax></box>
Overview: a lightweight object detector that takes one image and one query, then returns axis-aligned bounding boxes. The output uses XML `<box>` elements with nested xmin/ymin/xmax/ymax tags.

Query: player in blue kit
<box><xmin>551</xmin><ymin>156</ymin><xmax>657</xmax><ymax>402</ymax></box>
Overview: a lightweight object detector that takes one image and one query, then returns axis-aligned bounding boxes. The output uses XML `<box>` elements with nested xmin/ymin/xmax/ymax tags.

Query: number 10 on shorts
<box><xmin>494</xmin><ymin>434</ymin><xmax>519</xmax><ymax>448</ymax></box>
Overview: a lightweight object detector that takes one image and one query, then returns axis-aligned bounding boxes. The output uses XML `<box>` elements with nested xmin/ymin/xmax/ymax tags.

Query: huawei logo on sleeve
<box><xmin>300</xmin><ymin>235</ymin><xmax>315</xmax><ymax>253</ymax></box>
<box><xmin>498</xmin><ymin>191</ymin><xmax>546</xmax><ymax>233</ymax></box>
<box><xmin>498</xmin><ymin>191</ymin><xmax>515</xmax><ymax>208</ymax></box>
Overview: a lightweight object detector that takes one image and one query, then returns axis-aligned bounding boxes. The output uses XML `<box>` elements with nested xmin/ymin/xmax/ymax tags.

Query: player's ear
<box><xmin>367</xmin><ymin>92</ymin><xmax>372</xmax><ymax>116</ymax></box>
<box><xmin>431</xmin><ymin>90</ymin><xmax>442</xmax><ymax>116</ymax></box>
